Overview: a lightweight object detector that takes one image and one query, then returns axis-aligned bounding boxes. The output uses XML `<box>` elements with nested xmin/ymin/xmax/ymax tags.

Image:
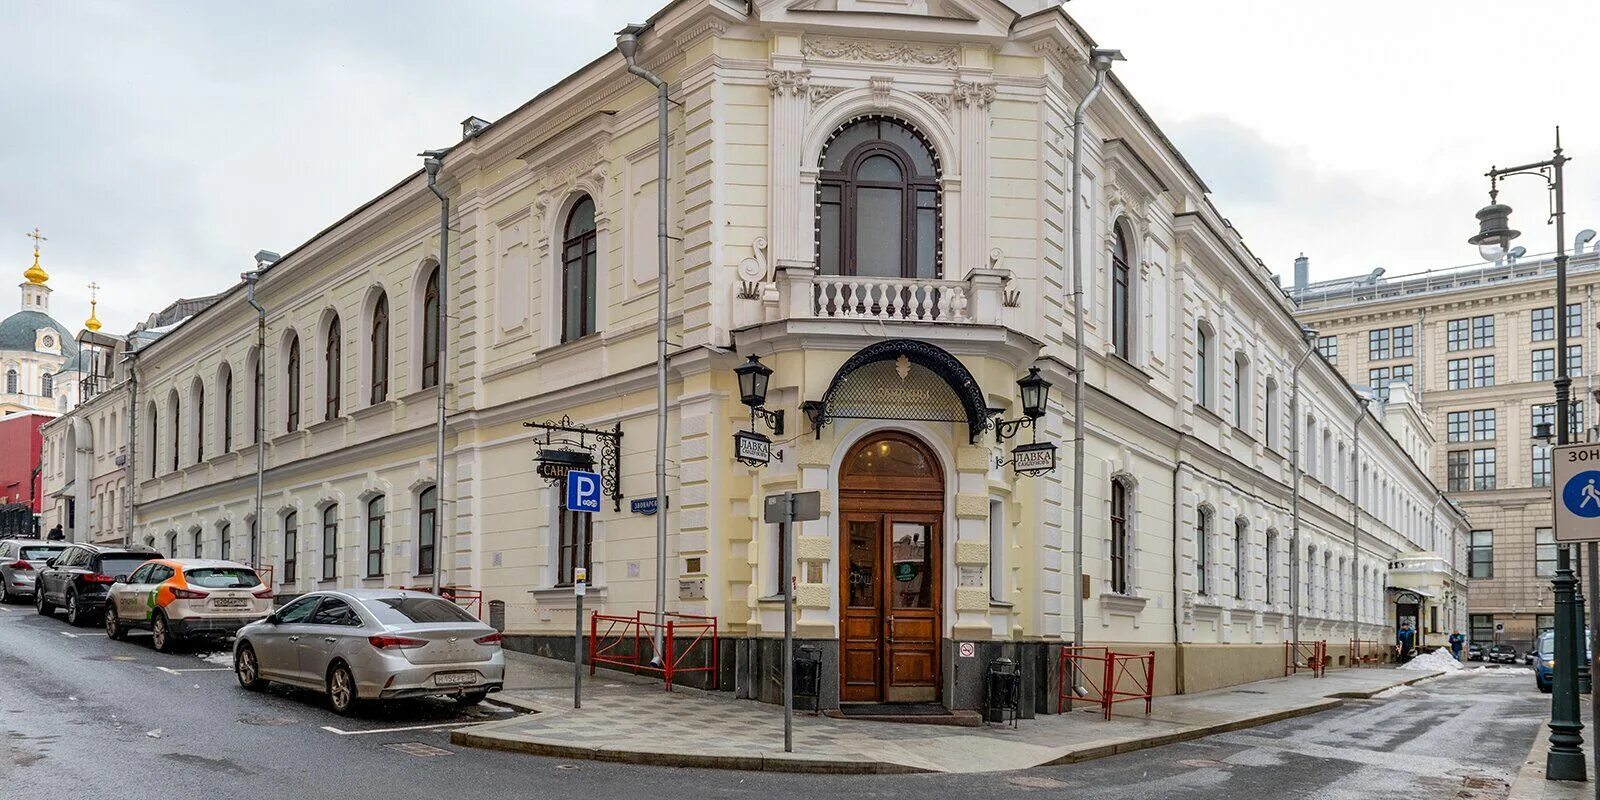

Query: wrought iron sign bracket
<box><xmin>522</xmin><ymin>416</ymin><xmax>624</xmax><ymax>511</ymax></box>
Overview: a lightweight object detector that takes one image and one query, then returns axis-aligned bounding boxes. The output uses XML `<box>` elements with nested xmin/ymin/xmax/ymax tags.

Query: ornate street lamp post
<box><xmin>1469</xmin><ymin>129</ymin><xmax>1587</xmax><ymax>781</ymax></box>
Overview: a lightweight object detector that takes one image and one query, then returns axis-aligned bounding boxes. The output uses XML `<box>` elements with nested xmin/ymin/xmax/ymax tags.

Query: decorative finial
<box><xmin>23</xmin><ymin>228</ymin><xmax>49</xmax><ymax>285</ymax></box>
<box><xmin>85</xmin><ymin>281</ymin><xmax>102</xmax><ymax>332</ymax></box>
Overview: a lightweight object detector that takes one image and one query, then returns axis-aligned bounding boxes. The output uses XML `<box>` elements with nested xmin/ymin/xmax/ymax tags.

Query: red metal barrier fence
<box><xmin>1058</xmin><ymin>645</ymin><xmax>1156</xmax><ymax>720</ymax></box>
<box><xmin>1285</xmin><ymin>640</ymin><xmax>1327</xmax><ymax>677</ymax></box>
<box><xmin>1348</xmin><ymin>639</ymin><xmax>1385</xmax><ymax>666</ymax></box>
<box><xmin>590</xmin><ymin>611</ymin><xmax>720</xmax><ymax>691</ymax></box>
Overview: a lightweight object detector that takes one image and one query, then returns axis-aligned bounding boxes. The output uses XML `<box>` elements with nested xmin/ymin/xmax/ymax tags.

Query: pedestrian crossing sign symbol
<box><xmin>1552</xmin><ymin>444</ymin><xmax>1600</xmax><ymax>541</ymax></box>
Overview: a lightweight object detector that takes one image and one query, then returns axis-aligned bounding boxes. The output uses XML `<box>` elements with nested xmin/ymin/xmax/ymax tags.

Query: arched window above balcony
<box><xmin>816</xmin><ymin>116</ymin><xmax>941</xmax><ymax>280</ymax></box>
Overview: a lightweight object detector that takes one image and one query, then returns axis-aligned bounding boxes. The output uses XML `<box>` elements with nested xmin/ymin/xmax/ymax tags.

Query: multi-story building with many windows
<box><xmin>1295</xmin><ymin>236</ymin><xmax>1600</xmax><ymax>651</ymax></box>
<box><xmin>40</xmin><ymin>0</ymin><xmax>1464</xmax><ymax>712</ymax></box>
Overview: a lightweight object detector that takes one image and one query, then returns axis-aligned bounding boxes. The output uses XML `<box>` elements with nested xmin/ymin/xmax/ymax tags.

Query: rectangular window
<box><xmin>1196</xmin><ymin>509</ymin><xmax>1211</xmax><ymax>595</ymax></box>
<box><xmin>1368</xmin><ymin>367</ymin><xmax>1391</xmax><ymax>401</ymax></box>
<box><xmin>1472</xmin><ymin>314</ymin><xmax>1494</xmax><ymax>348</ymax></box>
<box><xmin>990</xmin><ymin>499</ymin><xmax>1007</xmax><ymax>601</ymax></box>
<box><xmin>1533</xmin><ymin>307</ymin><xmax>1555</xmax><ymax>342</ymax></box>
<box><xmin>1447</xmin><ymin>450</ymin><xmax>1471</xmax><ymax>492</ymax></box>
<box><xmin>321</xmin><ymin>510</ymin><xmax>337</xmax><ymax>581</ymax></box>
<box><xmin>1472</xmin><ymin>408</ymin><xmax>1495</xmax><ymax>441</ymax></box>
<box><xmin>1534</xmin><ymin>445</ymin><xmax>1553</xmax><ymax>488</ymax></box>
<box><xmin>1448</xmin><ymin>358</ymin><xmax>1469</xmax><ymax>390</ymax></box>
<box><xmin>1316</xmin><ymin>335</ymin><xmax>1338</xmax><ymax>365</ymax></box>
<box><xmin>1570</xmin><ymin>303</ymin><xmax>1584</xmax><ymax>339</ymax></box>
<box><xmin>1368</xmin><ymin>328</ymin><xmax>1390</xmax><ymax>360</ymax></box>
<box><xmin>1469</xmin><ymin>530</ymin><xmax>1493</xmax><ymax>579</ymax></box>
<box><xmin>1470</xmin><ymin>614</ymin><xmax>1495</xmax><ymax>643</ymax></box>
<box><xmin>1447</xmin><ymin>318</ymin><xmax>1471</xmax><ymax>351</ymax></box>
<box><xmin>1391</xmin><ymin>363</ymin><xmax>1414</xmax><ymax>390</ymax></box>
<box><xmin>1472</xmin><ymin>356</ymin><xmax>1495</xmax><ymax>388</ymax></box>
<box><xmin>366</xmin><ymin>499</ymin><xmax>385</xmax><ymax>578</ymax></box>
<box><xmin>1392</xmin><ymin>325</ymin><xmax>1414</xmax><ymax>358</ymax></box>
<box><xmin>1446</xmin><ymin>411</ymin><xmax>1469</xmax><ymax>443</ymax></box>
<box><xmin>417</xmin><ymin>487</ymin><xmax>437</xmax><ymax>577</ymax></box>
<box><xmin>1538</xmin><ymin>614</ymin><xmax>1556</xmax><ymax>639</ymax></box>
<box><xmin>1574</xmin><ymin>400</ymin><xmax>1587</xmax><ymax>437</ymax></box>
<box><xmin>1472</xmin><ymin>448</ymin><xmax>1496</xmax><ymax>490</ymax></box>
<box><xmin>556</xmin><ymin>490</ymin><xmax>593</xmax><ymax>587</ymax></box>
<box><xmin>1536</xmin><ymin>528</ymin><xmax>1558</xmax><ymax>578</ymax></box>
<box><xmin>1569</xmin><ymin>345</ymin><xmax>1584</xmax><ymax>378</ymax></box>
<box><xmin>283</xmin><ymin>513</ymin><xmax>297</xmax><ymax>583</ymax></box>
<box><xmin>1534</xmin><ymin>403</ymin><xmax>1555</xmax><ymax>437</ymax></box>
<box><xmin>1533</xmin><ymin>348</ymin><xmax>1555</xmax><ymax>382</ymax></box>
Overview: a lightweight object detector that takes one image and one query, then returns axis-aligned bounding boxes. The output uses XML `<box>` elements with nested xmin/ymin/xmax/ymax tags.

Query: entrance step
<box><xmin>828</xmin><ymin>703</ymin><xmax>983</xmax><ymax>727</ymax></box>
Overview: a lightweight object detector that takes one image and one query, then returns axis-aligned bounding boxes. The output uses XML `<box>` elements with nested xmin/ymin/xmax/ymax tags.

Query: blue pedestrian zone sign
<box><xmin>566</xmin><ymin>470</ymin><xmax>602</xmax><ymax>514</ymax></box>
<box><xmin>1563</xmin><ymin>470</ymin><xmax>1600</xmax><ymax>518</ymax></box>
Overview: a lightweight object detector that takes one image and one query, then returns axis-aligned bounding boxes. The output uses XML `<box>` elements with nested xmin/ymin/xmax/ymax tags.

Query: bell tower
<box><xmin>20</xmin><ymin>227</ymin><xmax>50</xmax><ymax>313</ymax></box>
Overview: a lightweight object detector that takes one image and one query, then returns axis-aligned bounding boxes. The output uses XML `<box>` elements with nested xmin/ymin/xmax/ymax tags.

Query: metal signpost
<box><xmin>764</xmin><ymin>490</ymin><xmax>821</xmax><ymax>753</ymax></box>
<box><xmin>1552</xmin><ymin>442</ymin><xmax>1600</xmax><ymax>791</ymax></box>
<box><xmin>566</xmin><ymin>470</ymin><xmax>601</xmax><ymax>709</ymax></box>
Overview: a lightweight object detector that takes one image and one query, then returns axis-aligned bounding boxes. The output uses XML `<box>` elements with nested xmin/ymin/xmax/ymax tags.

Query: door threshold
<box><xmin>828</xmin><ymin>703</ymin><xmax>982</xmax><ymax>727</ymax></box>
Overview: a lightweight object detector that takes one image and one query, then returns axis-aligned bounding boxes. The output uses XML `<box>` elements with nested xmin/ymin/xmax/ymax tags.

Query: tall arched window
<box><xmin>1234</xmin><ymin>517</ymin><xmax>1249</xmax><ymax>600</ymax></box>
<box><xmin>1195</xmin><ymin>323</ymin><xmax>1214</xmax><ymax>408</ymax></box>
<box><xmin>249</xmin><ymin>348</ymin><xmax>263</xmax><ymax>445</ymax></box>
<box><xmin>1111</xmin><ymin>225</ymin><xmax>1133</xmax><ymax>359</ymax></box>
<box><xmin>365</xmin><ymin>495</ymin><xmax>385</xmax><ymax>577</ymax></box>
<box><xmin>146</xmin><ymin>401</ymin><xmax>159</xmax><ymax>477</ymax></box>
<box><xmin>169</xmin><ymin>392</ymin><xmax>180</xmax><ymax>471</ymax></box>
<box><xmin>1233</xmin><ymin>351</ymin><xmax>1249</xmax><ymax>429</ymax></box>
<box><xmin>220</xmin><ymin>364</ymin><xmax>233</xmax><ymax>453</ymax></box>
<box><xmin>817</xmin><ymin>117</ymin><xmax>940</xmax><ymax>280</ymax></box>
<box><xmin>285</xmin><ymin>334</ymin><xmax>301</xmax><ymax>431</ymax></box>
<box><xmin>417</xmin><ymin>486</ymin><xmax>438</xmax><ymax>576</ymax></box>
<box><xmin>219</xmin><ymin>522</ymin><xmax>231</xmax><ymax>561</ymax></box>
<box><xmin>324</xmin><ymin>315</ymin><xmax>342</xmax><ymax>420</ymax></box>
<box><xmin>421</xmin><ymin>267</ymin><xmax>440</xmax><ymax>388</ymax></box>
<box><xmin>1265</xmin><ymin>377</ymin><xmax>1280</xmax><ymax>448</ymax></box>
<box><xmin>191</xmin><ymin>528</ymin><xmax>202</xmax><ymax>558</ymax></box>
<box><xmin>370</xmin><ymin>293</ymin><xmax>389</xmax><ymax>404</ymax></box>
<box><xmin>561</xmin><ymin>196</ymin><xmax>598</xmax><ymax>342</ymax></box>
<box><xmin>4</xmin><ymin>369</ymin><xmax>16</xmax><ymax>394</ymax></box>
<box><xmin>1265</xmin><ymin>530</ymin><xmax>1279</xmax><ymax>604</ymax></box>
<box><xmin>193</xmin><ymin>379</ymin><xmax>205</xmax><ymax>463</ymax></box>
<box><xmin>41</xmin><ymin>373</ymin><xmax>53</xmax><ymax>398</ymax></box>
<box><xmin>283</xmin><ymin>511</ymin><xmax>298</xmax><ymax>582</ymax></box>
<box><xmin>1196</xmin><ymin>507</ymin><xmax>1212</xmax><ymax>595</ymax></box>
<box><xmin>321</xmin><ymin>504</ymin><xmax>338</xmax><ymax>581</ymax></box>
<box><xmin>1110</xmin><ymin>479</ymin><xmax>1132</xmax><ymax>595</ymax></box>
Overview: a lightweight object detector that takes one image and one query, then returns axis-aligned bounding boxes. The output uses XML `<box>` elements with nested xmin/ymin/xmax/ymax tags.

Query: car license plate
<box><xmin>434</xmin><ymin>671</ymin><xmax>478</xmax><ymax>687</ymax></box>
<box><xmin>212</xmin><ymin>598</ymin><xmax>249</xmax><ymax>608</ymax></box>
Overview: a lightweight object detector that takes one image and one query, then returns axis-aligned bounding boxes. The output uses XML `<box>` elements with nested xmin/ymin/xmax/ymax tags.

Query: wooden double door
<box><xmin>839</xmin><ymin>433</ymin><xmax>944</xmax><ymax>704</ymax></box>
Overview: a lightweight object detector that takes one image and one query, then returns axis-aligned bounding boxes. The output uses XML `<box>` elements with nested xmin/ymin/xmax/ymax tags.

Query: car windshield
<box><xmin>99</xmin><ymin>556</ymin><xmax>152</xmax><ymax>577</ymax></box>
<box><xmin>20</xmin><ymin>545</ymin><xmax>65</xmax><ymax>560</ymax></box>
<box><xmin>365</xmin><ymin>597</ymin><xmax>477</xmax><ymax>625</ymax></box>
<box><xmin>1540</xmin><ymin>632</ymin><xmax>1555</xmax><ymax>659</ymax></box>
<box><xmin>184</xmin><ymin>568</ymin><xmax>261</xmax><ymax>588</ymax></box>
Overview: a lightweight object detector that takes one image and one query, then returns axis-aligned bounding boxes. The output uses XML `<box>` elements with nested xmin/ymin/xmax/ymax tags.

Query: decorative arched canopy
<box><xmin>804</xmin><ymin>339</ymin><xmax>990</xmax><ymax>443</ymax></box>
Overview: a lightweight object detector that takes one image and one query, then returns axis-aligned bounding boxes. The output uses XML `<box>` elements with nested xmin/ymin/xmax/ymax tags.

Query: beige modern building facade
<box><xmin>41</xmin><ymin>0</ymin><xmax>1463</xmax><ymax>713</ymax></box>
<box><xmin>1295</xmin><ymin>237</ymin><xmax>1600</xmax><ymax>652</ymax></box>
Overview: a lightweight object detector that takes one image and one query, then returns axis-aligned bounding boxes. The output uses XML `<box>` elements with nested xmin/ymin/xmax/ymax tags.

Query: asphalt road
<box><xmin>0</xmin><ymin>600</ymin><xmax>1551</xmax><ymax>799</ymax></box>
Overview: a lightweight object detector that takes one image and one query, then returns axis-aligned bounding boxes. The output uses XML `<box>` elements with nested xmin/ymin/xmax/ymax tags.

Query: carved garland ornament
<box><xmin>802</xmin><ymin>37</ymin><xmax>959</xmax><ymax>68</ymax></box>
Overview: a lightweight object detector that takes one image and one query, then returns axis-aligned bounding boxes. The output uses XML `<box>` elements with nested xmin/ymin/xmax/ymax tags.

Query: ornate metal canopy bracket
<box><xmin>522</xmin><ymin>415</ymin><xmax>624</xmax><ymax>512</ymax></box>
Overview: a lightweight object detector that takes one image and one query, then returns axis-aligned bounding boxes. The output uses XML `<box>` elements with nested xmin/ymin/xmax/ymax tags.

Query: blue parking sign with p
<box><xmin>566</xmin><ymin>470</ymin><xmax>602</xmax><ymax>514</ymax></box>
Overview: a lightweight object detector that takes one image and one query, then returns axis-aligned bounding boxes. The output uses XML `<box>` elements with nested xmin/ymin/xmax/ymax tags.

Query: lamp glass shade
<box><xmin>1018</xmin><ymin>367</ymin><xmax>1050</xmax><ymax>420</ymax></box>
<box><xmin>1466</xmin><ymin>202</ymin><xmax>1520</xmax><ymax>248</ymax></box>
<box><xmin>735</xmin><ymin>354</ymin><xmax>772</xmax><ymax>408</ymax></box>
<box><xmin>1534</xmin><ymin>421</ymin><xmax>1554</xmax><ymax>444</ymax></box>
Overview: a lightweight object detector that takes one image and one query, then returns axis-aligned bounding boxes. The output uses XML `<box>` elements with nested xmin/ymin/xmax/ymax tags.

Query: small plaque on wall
<box><xmin>957</xmin><ymin>565</ymin><xmax>985</xmax><ymax>588</ymax></box>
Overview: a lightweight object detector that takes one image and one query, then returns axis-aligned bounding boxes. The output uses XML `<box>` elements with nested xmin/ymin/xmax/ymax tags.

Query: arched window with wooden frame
<box><xmin>365</xmin><ymin>495</ymin><xmax>385</xmax><ymax>578</ymax></box>
<box><xmin>816</xmin><ymin>116</ymin><xmax>941</xmax><ymax>281</ymax></box>
<box><xmin>321</xmin><ymin>504</ymin><xmax>338</xmax><ymax>581</ymax></box>
<box><xmin>192</xmin><ymin>378</ymin><xmax>205</xmax><ymax>463</ymax></box>
<box><xmin>421</xmin><ymin>267</ymin><xmax>440</xmax><ymax>389</ymax></box>
<box><xmin>1234</xmin><ymin>517</ymin><xmax>1249</xmax><ymax>600</ymax></box>
<box><xmin>283</xmin><ymin>511</ymin><xmax>298</xmax><ymax>582</ymax></box>
<box><xmin>417</xmin><ymin>486</ymin><xmax>438</xmax><ymax>576</ymax></box>
<box><xmin>561</xmin><ymin>196</ymin><xmax>598</xmax><ymax>343</ymax></box>
<box><xmin>370</xmin><ymin>292</ymin><xmax>389</xmax><ymax>404</ymax></box>
<box><xmin>1110</xmin><ymin>478</ymin><xmax>1133</xmax><ymax>595</ymax></box>
<box><xmin>168</xmin><ymin>390</ymin><xmax>180</xmax><ymax>472</ymax></box>
<box><xmin>4</xmin><ymin>369</ymin><xmax>16</xmax><ymax>394</ymax></box>
<box><xmin>220</xmin><ymin>363</ymin><xmax>233</xmax><ymax>454</ymax></box>
<box><xmin>324</xmin><ymin>314</ymin><xmax>342</xmax><ymax>420</ymax></box>
<box><xmin>1196</xmin><ymin>506</ymin><xmax>1212</xmax><ymax>595</ymax></box>
<box><xmin>1111</xmin><ymin>223</ymin><xmax>1134</xmax><ymax>359</ymax></box>
<box><xmin>285</xmin><ymin>334</ymin><xmax>301</xmax><ymax>431</ymax></box>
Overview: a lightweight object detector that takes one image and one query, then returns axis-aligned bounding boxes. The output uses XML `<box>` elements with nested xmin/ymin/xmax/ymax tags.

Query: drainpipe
<box><xmin>125</xmin><ymin>349</ymin><xmax>138</xmax><ymax>547</ymax></box>
<box><xmin>1171</xmin><ymin>460</ymin><xmax>1190</xmax><ymax>694</ymax></box>
<box><xmin>1349</xmin><ymin>399</ymin><xmax>1369</xmax><ymax>651</ymax></box>
<box><xmin>243</xmin><ymin>264</ymin><xmax>269</xmax><ymax>571</ymax></box>
<box><xmin>1068</xmin><ymin>47</ymin><xmax>1123</xmax><ymax>651</ymax></box>
<box><xmin>618</xmin><ymin>23</ymin><xmax>670</xmax><ymax>659</ymax></box>
<box><xmin>1288</xmin><ymin>332</ymin><xmax>1318</xmax><ymax>647</ymax></box>
<box><xmin>421</xmin><ymin>152</ymin><xmax>450</xmax><ymax>598</ymax></box>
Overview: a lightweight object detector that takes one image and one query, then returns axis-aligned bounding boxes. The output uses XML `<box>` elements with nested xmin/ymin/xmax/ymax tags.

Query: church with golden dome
<box><xmin>0</xmin><ymin>230</ymin><xmax>86</xmax><ymax>416</ymax></box>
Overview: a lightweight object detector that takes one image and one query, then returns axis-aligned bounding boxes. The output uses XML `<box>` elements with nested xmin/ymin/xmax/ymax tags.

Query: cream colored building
<box><xmin>55</xmin><ymin>0</ymin><xmax>1462</xmax><ymax>712</ymax></box>
<box><xmin>1296</xmin><ymin>239</ymin><xmax>1600</xmax><ymax>652</ymax></box>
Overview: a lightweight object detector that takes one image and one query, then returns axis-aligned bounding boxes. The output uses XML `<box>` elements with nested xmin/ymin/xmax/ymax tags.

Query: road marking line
<box><xmin>156</xmin><ymin>666</ymin><xmax>231</xmax><ymax>675</ymax></box>
<box><xmin>59</xmin><ymin>631</ymin><xmax>108</xmax><ymax>638</ymax></box>
<box><xmin>320</xmin><ymin>720</ymin><xmax>494</xmax><ymax>736</ymax></box>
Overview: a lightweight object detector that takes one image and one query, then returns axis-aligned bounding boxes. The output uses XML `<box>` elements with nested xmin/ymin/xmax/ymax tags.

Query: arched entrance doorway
<box><xmin>839</xmin><ymin>431</ymin><xmax>944</xmax><ymax>704</ymax></box>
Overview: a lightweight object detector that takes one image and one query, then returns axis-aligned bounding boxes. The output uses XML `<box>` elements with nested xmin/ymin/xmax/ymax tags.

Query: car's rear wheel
<box><xmin>455</xmin><ymin>690</ymin><xmax>489</xmax><ymax>707</ymax></box>
<box><xmin>104</xmin><ymin>605</ymin><xmax>125</xmax><ymax>640</ymax></box>
<box><xmin>0</xmin><ymin>581</ymin><xmax>12</xmax><ymax>604</ymax></box>
<box><xmin>151</xmin><ymin>611</ymin><xmax>178</xmax><ymax>653</ymax></box>
<box><xmin>327</xmin><ymin>663</ymin><xmax>360</xmax><ymax>716</ymax></box>
<box><xmin>65</xmin><ymin>591</ymin><xmax>90</xmax><ymax>627</ymax></box>
<box><xmin>234</xmin><ymin>643</ymin><xmax>267</xmax><ymax>691</ymax></box>
<box><xmin>35</xmin><ymin>586</ymin><xmax>54</xmax><ymax>616</ymax></box>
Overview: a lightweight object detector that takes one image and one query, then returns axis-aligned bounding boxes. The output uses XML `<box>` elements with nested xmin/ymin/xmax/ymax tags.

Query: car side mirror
<box><xmin>44</xmin><ymin>559</ymin><xmax>57</xmax><ymax>568</ymax></box>
<box><xmin>264</xmin><ymin>613</ymin><xmax>280</xmax><ymax>625</ymax></box>
<box><xmin>112</xmin><ymin>575</ymin><xmax>129</xmax><ymax>584</ymax></box>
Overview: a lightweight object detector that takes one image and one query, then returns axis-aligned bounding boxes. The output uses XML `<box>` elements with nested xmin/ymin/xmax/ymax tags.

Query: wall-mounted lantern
<box><xmin>994</xmin><ymin>366</ymin><xmax>1057</xmax><ymax>477</ymax></box>
<box><xmin>734</xmin><ymin>354</ymin><xmax>783</xmax><ymax>467</ymax></box>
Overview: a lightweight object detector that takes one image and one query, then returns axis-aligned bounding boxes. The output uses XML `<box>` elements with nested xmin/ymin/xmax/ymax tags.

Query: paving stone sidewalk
<box><xmin>453</xmin><ymin>652</ymin><xmax>1444</xmax><ymax>773</ymax></box>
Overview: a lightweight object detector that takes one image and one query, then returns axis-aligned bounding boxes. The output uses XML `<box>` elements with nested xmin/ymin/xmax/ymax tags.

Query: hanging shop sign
<box><xmin>523</xmin><ymin>415</ymin><xmax>624</xmax><ymax>512</ymax></box>
<box><xmin>1007</xmin><ymin>442</ymin><xmax>1058</xmax><ymax>477</ymax></box>
<box><xmin>735</xmin><ymin>429</ymin><xmax>774</xmax><ymax>467</ymax></box>
<box><xmin>536</xmin><ymin>447</ymin><xmax>593</xmax><ymax>481</ymax></box>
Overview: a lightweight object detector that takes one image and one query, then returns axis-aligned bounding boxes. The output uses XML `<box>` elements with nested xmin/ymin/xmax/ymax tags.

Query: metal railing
<box><xmin>1285</xmin><ymin>640</ymin><xmax>1328</xmax><ymax>677</ymax></box>
<box><xmin>1058</xmin><ymin>645</ymin><xmax>1156</xmax><ymax>720</ymax></box>
<box><xmin>589</xmin><ymin>611</ymin><xmax>720</xmax><ymax>691</ymax></box>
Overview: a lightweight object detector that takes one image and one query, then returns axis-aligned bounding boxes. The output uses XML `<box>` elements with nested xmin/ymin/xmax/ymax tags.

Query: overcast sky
<box><xmin>2</xmin><ymin>0</ymin><xmax>1595</xmax><ymax>335</ymax></box>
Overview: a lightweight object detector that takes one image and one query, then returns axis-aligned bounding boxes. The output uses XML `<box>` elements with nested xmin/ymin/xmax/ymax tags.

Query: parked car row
<box><xmin>5</xmin><ymin>539</ymin><xmax>506</xmax><ymax>715</ymax></box>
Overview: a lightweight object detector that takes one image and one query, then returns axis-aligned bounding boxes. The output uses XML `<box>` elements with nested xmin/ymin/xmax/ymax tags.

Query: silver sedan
<box><xmin>0</xmin><ymin>539</ymin><xmax>68</xmax><ymax>602</ymax></box>
<box><xmin>232</xmin><ymin>588</ymin><xmax>505</xmax><ymax>714</ymax></box>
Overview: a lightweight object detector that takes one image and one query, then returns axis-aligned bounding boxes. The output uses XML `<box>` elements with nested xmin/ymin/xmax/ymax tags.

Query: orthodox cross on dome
<box><xmin>85</xmin><ymin>281</ymin><xmax>102</xmax><ymax>332</ymax></box>
<box><xmin>23</xmin><ymin>227</ymin><xmax>49</xmax><ymax>285</ymax></box>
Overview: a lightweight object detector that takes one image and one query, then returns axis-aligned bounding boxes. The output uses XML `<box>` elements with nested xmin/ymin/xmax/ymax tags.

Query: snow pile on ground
<box><xmin>1399</xmin><ymin>649</ymin><xmax>1465</xmax><ymax>673</ymax></box>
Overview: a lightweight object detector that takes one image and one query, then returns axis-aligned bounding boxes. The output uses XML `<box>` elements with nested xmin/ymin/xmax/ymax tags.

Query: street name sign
<box><xmin>1552</xmin><ymin>443</ymin><xmax>1600</xmax><ymax>542</ymax></box>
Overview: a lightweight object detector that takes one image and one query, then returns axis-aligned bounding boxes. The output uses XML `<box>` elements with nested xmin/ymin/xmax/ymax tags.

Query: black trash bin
<box><xmin>984</xmin><ymin>656</ymin><xmax>1021</xmax><ymax>727</ymax></box>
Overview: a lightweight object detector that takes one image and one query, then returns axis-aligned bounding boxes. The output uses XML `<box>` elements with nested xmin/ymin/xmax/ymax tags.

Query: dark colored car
<box><xmin>34</xmin><ymin>543</ymin><xmax>161</xmax><ymax>627</ymax></box>
<box><xmin>1487</xmin><ymin>644</ymin><xmax>1519</xmax><ymax>664</ymax></box>
<box><xmin>1467</xmin><ymin>642</ymin><xmax>1485</xmax><ymax>662</ymax></box>
<box><xmin>1535</xmin><ymin>631</ymin><xmax>1554</xmax><ymax>693</ymax></box>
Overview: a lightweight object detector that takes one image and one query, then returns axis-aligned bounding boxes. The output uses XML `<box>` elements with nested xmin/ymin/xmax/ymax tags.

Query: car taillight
<box><xmin>8</xmin><ymin>560</ymin><xmax>30</xmax><ymax>571</ymax></box>
<box><xmin>474</xmin><ymin>632</ymin><xmax>503</xmax><ymax>646</ymax></box>
<box><xmin>170</xmin><ymin>586</ymin><xmax>209</xmax><ymax>599</ymax></box>
<box><xmin>368</xmin><ymin>635</ymin><xmax>428</xmax><ymax>650</ymax></box>
<box><xmin>81</xmin><ymin>573</ymin><xmax>117</xmax><ymax>584</ymax></box>
<box><xmin>251</xmin><ymin>587</ymin><xmax>273</xmax><ymax>599</ymax></box>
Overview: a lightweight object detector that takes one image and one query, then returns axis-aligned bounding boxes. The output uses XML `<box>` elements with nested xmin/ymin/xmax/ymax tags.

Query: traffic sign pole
<box><xmin>563</xmin><ymin>470</ymin><xmax>601</xmax><ymax>710</ymax></box>
<box><xmin>782</xmin><ymin>490</ymin><xmax>794</xmax><ymax>754</ymax></box>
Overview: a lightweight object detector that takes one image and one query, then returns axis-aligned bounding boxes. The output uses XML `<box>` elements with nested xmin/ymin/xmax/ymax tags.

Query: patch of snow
<box><xmin>1400</xmin><ymin>649</ymin><xmax>1466</xmax><ymax>673</ymax></box>
<box><xmin>198</xmin><ymin>651</ymin><xmax>233</xmax><ymax>667</ymax></box>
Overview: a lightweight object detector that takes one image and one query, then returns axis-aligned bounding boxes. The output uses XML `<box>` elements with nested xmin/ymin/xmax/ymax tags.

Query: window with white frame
<box><xmin>989</xmin><ymin>499</ymin><xmax>1006</xmax><ymax>602</ymax></box>
<box><xmin>1234</xmin><ymin>517</ymin><xmax>1248</xmax><ymax>601</ymax></box>
<box><xmin>1196</xmin><ymin>506</ymin><xmax>1212</xmax><ymax>595</ymax></box>
<box><xmin>1316</xmin><ymin>335</ymin><xmax>1338</xmax><ymax>364</ymax></box>
<box><xmin>1110</xmin><ymin>482</ymin><xmax>1131</xmax><ymax>595</ymax></box>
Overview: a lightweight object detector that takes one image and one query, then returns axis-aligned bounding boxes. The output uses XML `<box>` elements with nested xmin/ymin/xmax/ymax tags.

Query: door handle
<box><xmin>288</xmin><ymin>636</ymin><xmax>300</xmax><ymax>642</ymax></box>
<box><xmin>886</xmin><ymin>615</ymin><xmax>895</xmax><ymax>644</ymax></box>
<box><xmin>323</xmin><ymin>637</ymin><xmax>337</xmax><ymax>643</ymax></box>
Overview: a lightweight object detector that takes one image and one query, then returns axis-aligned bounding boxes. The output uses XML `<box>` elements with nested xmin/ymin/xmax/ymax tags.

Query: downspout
<box><xmin>422</xmin><ymin>153</ymin><xmax>450</xmax><ymax>598</ymax></box>
<box><xmin>1349</xmin><ymin>399</ymin><xmax>1369</xmax><ymax>651</ymax></box>
<box><xmin>618</xmin><ymin>23</ymin><xmax>670</xmax><ymax>656</ymax></box>
<box><xmin>1288</xmin><ymin>335</ymin><xmax>1318</xmax><ymax>647</ymax></box>
<box><xmin>243</xmin><ymin>268</ymin><xmax>267</xmax><ymax>571</ymax></box>
<box><xmin>125</xmin><ymin>349</ymin><xmax>138</xmax><ymax>547</ymax></box>
<box><xmin>1068</xmin><ymin>47</ymin><xmax>1122</xmax><ymax>650</ymax></box>
<box><xmin>1172</xmin><ymin>460</ymin><xmax>1189</xmax><ymax>694</ymax></box>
